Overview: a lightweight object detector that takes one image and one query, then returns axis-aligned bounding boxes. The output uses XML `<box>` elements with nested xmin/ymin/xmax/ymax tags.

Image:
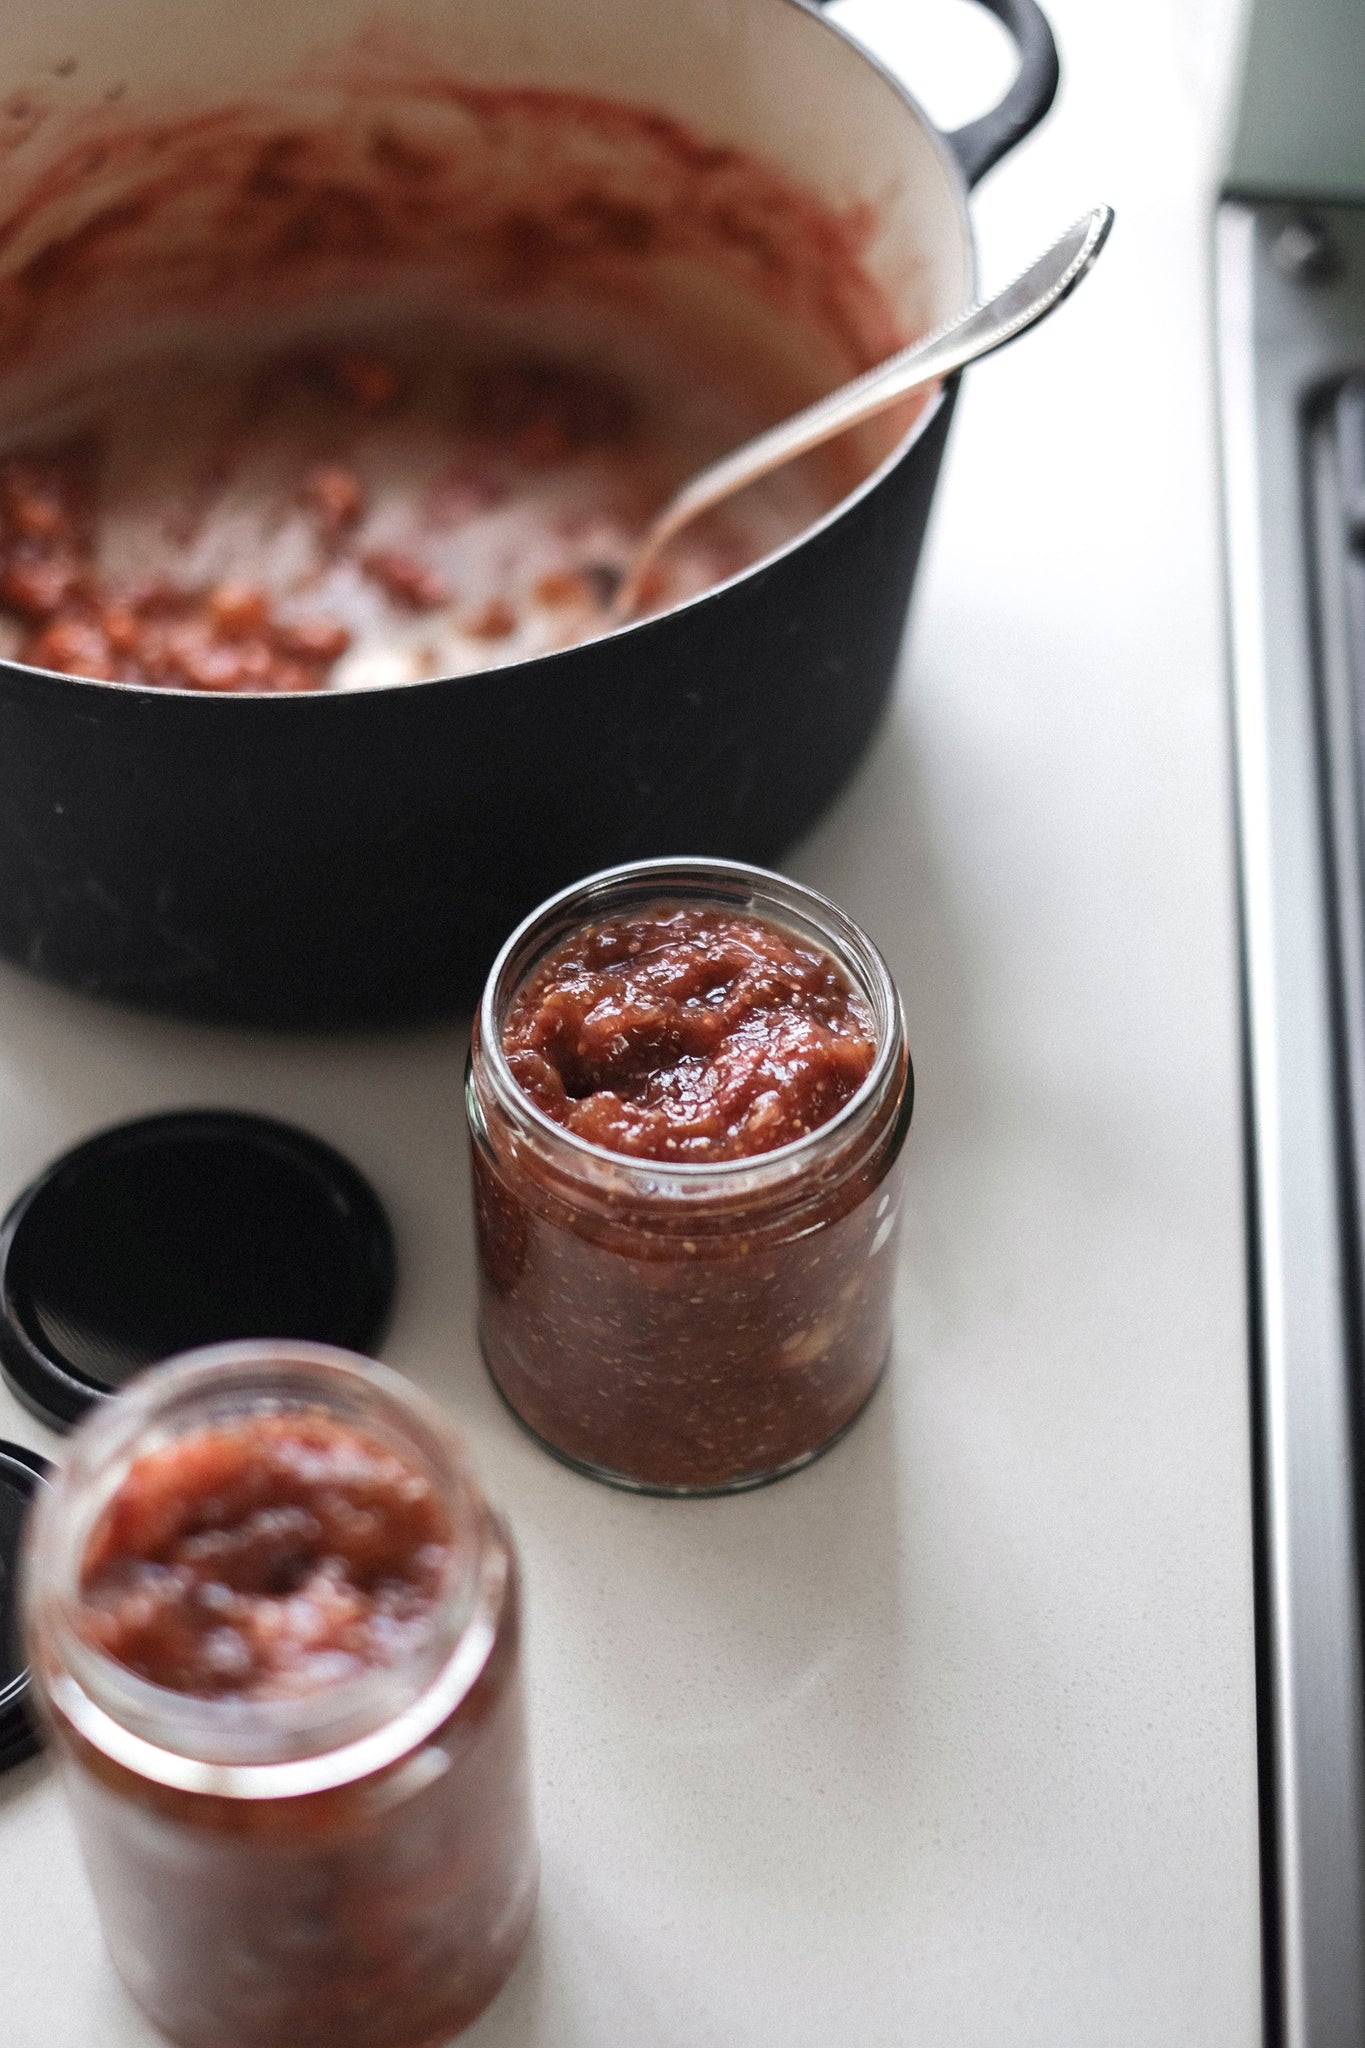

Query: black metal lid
<box><xmin>0</xmin><ymin>1439</ymin><xmax>51</xmax><ymax>1773</ymax></box>
<box><xmin>0</xmin><ymin>1111</ymin><xmax>396</xmax><ymax>1431</ymax></box>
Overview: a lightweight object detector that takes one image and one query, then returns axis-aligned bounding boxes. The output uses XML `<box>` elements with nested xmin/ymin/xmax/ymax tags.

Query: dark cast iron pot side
<box><xmin>0</xmin><ymin>0</ymin><xmax>1058</xmax><ymax>1030</ymax></box>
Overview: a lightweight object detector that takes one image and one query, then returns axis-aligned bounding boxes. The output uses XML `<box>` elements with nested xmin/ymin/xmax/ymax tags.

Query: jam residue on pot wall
<box><xmin>0</xmin><ymin>55</ymin><xmax>914</xmax><ymax>689</ymax></box>
<box><xmin>0</xmin><ymin>65</ymin><xmax>902</xmax><ymax>385</ymax></box>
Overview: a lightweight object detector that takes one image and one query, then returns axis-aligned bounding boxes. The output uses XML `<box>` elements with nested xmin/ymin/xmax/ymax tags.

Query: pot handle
<box><xmin>811</xmin><ymin>0</ymin><xmax>1059</xmax><ymax>189</ymax></box>
<box><xmin>944</xmin><ymin>0</ymin><xmax>1059</xmax><ymax>186</ymax></box>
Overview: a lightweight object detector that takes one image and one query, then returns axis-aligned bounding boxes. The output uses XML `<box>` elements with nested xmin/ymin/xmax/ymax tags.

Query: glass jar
<box><xmin>22</xmin><ymin>1341</ymin><xmax>537</xmax><ymax>2048</ymax></box>
<box><xmin>467</xmin><ymin>857</ymin><xmax>913</xmax><ymax>1494</ymax></box>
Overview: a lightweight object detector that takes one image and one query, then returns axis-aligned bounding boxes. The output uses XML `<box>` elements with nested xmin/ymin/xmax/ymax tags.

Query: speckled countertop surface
<box><xmin>0</xmin><ymin>1</ymin><xmax>1260</xmax><ymax>2041</ymax></box>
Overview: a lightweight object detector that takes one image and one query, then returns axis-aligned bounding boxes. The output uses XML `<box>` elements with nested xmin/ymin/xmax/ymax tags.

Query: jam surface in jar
<box><xmin>78</xmin><ymin>1413</ymin><xmax>457</xmax><ymax>1702</ymax></box>
<box><xmin>501</xmin><ymin>904</ymin><xmax>878</xmax><ymax>1161</ymax></box>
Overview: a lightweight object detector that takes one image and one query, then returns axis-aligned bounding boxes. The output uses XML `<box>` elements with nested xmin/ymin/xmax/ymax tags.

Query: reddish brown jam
<box><xmin>0</xmin><ymin>440</ymin><xmax>351</xmax><ymax>693</ymax></box>
<box><xmin>0</xmin><ymin>55</ymin><xmax>918</xmax><ymax>691</ymax></box>
<box><xmin>471</xmin><ymin>875</ymin><xmax>911</xmax><ymax>1492</ymax></box>
<box><xmin>79</xmin><ymin>1414</ymin><xmax>456</xmax><ymax>1701</ymax></box>
<box><xmin>31</xmin><ymin>1380</ymin><xmax>538</xmax><ymax>2048</ymax></box>
<box><xmin>502</xmin><ymin>905</ymin><xmax>877</xmax><ymax>1161</ymax></box>
<box><xmin>0</xmin><ymin>344</ymin><xmax>768</xmax><ymax>692</ymax></box>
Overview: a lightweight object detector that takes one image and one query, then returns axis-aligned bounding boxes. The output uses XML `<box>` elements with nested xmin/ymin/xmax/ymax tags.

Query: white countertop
<box><xmin>0</xmin><ymin>2</ymin><xmax>1261</xmax><ymax>2041</ymax></box>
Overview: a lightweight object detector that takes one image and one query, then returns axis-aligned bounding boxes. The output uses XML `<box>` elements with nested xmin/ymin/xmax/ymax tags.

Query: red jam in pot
<box><xmin>468</xmin><ymin>865</ymin><xmax>912</xmax><ymax>1493</ymax></box>
<box><xmin>0</xmin><ymin>71</ymin><xmax>918</xmax><ymax>694</ymax></box>
<box><xmin>24</xmin><ymin>1350</ymin><xmax>538</xmax><ymax>2048</ymax></box>
<box><xmin>0</xmin><ymin>345</ymin><xmax>774</xmax><ymax>692</ymax></box>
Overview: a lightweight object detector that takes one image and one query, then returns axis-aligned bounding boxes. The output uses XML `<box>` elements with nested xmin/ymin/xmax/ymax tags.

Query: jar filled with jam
<box><xmin>21</xmin><ymin>1342</ymin><xmax>537</xmax><ymax>2048</ymax></box>
<box><xmin>467</xmin><ymin>858</ymin><xmax>913</xmax><ymax>1494</ymax></box>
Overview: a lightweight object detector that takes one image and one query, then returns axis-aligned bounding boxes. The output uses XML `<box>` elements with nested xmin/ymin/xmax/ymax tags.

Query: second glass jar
<box><xmin>23</xmin><ymin>1342</ymin><xmax>537</xmax><ymax>2048</ymax></box>
<box><xmin>466</xmin><ymin>857</ymin><xmax>913</xmax><ymax>1494</ymax></box>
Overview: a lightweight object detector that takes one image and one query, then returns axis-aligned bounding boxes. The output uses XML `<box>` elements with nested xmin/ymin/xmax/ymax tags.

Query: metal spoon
<box><xmin>610</xmin><ymin>204</ymin><xmax>1114</xmax><ymax>625</ymax></box>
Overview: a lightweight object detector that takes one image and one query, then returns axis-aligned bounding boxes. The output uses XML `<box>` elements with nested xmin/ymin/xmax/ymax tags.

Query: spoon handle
<box><xmin>612</xmin><ymin>204</ymin><xmax>1114</xmax><ymax>624</ymax></box>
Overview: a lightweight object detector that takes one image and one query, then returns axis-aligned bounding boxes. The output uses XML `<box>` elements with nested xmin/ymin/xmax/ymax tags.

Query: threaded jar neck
<box><xmin>24</xmin><ymin>1342</ymin><xmax>502</xmax><ymax>1794</ymax></box>
<box><xmin>469</xmin><ymin>856</ymin><xmax>911</xmax><ymax>1225</ymax></box>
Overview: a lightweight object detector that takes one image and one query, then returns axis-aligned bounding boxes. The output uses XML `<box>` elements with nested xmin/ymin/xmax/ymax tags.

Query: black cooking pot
<box><xmin>0</xmin><ymin>0</ymin><xmax>1057</xmax><ymax>1027</ymax></box>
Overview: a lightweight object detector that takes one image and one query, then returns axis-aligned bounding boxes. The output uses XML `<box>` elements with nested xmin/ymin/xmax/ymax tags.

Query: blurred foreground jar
<box><xmin>22</xmin><ymin>1342</ymin><xmax>537</xmax><ymax>2048</ymax></box>
<box><xmin>467</xmin><ymin>858</ymin><xmax>913</xmax><ymax>1493</ymax></box>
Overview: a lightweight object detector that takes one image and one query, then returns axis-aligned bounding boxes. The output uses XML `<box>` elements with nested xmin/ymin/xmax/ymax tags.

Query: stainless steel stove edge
<box><xmin>1217</xmin><ymin>198</ymin><xmax>1365</xmax><ymax>2048</ymax></box>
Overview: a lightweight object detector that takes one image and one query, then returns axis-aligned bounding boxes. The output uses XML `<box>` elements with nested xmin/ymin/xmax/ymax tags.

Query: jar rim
<box><xmin>23</xmin><ymin>1341</ymin><xmax>499</xmax><ymax>1785</ymax></box>
<box><xmin>475</xmin><ymin>856</ymin><xmax>909</xmax><ymax>1195</ymax></box>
